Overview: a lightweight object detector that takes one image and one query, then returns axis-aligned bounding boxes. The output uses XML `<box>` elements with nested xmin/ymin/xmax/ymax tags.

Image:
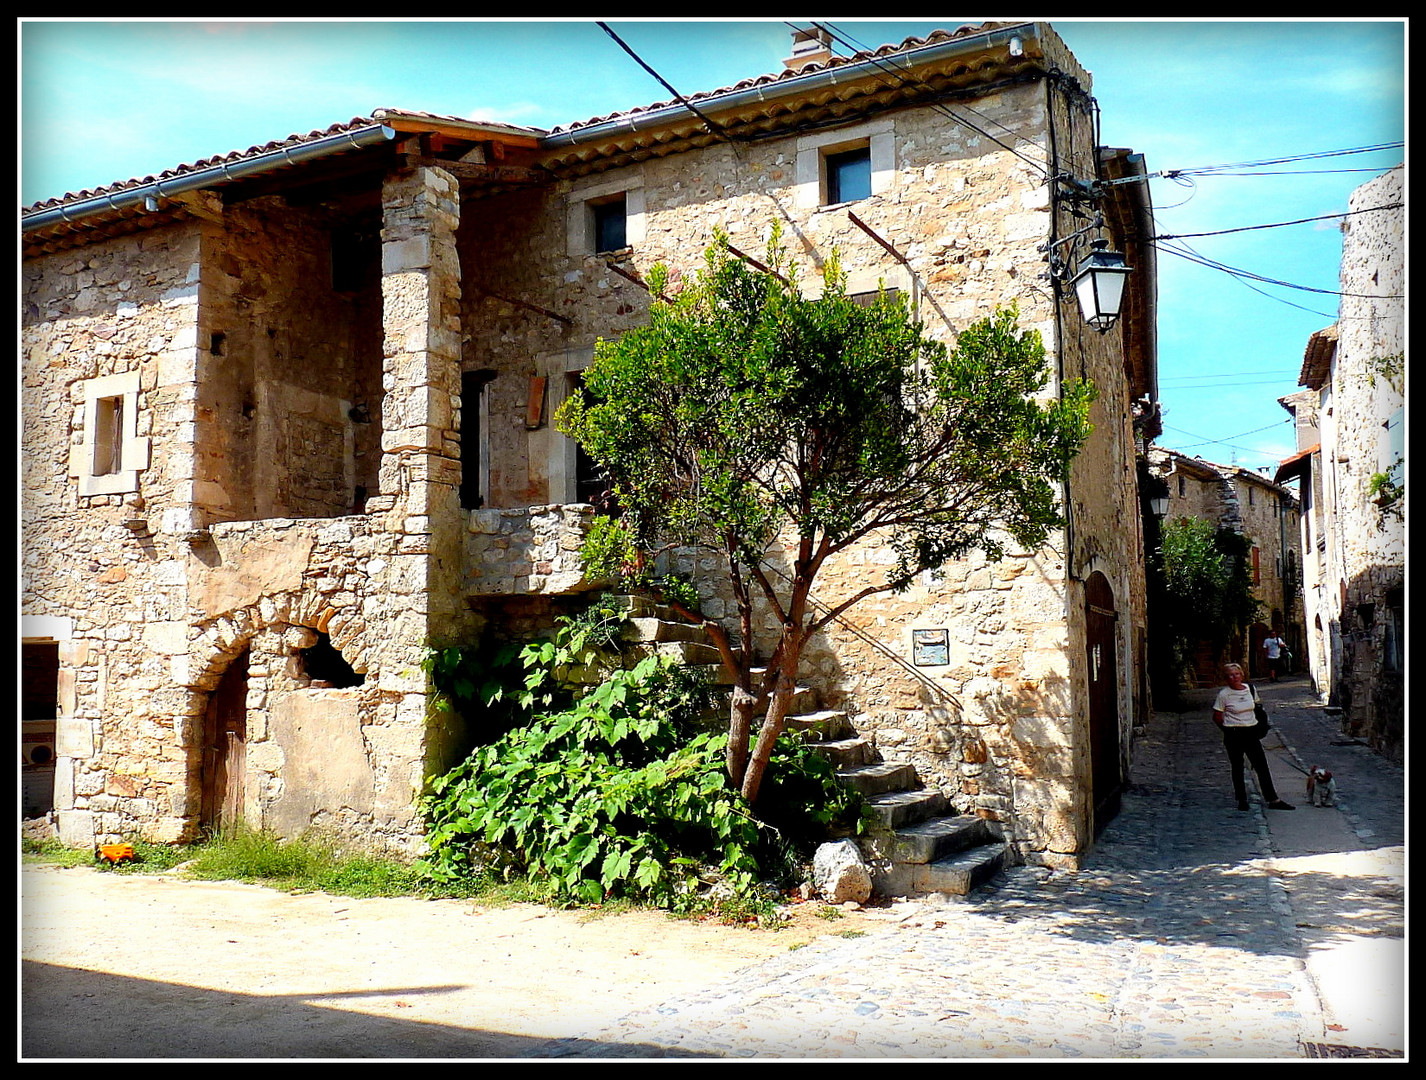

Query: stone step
<box><xmin>653</xmin><ymin>641</ymin><xmax>724</xmax><ymax>667</ymax></box>
<box><xmin>807</xmin><ymin>736</ymin><xmax>875</xmax><ymax>770</ymax></box>
<box><xmin>874</xmin><ymin>841</ymin><xmax>1009</xmax><ymax>898</ymax></box>
<box><xmin>620</xmin><ymin>616</ymin><xmax>713</xmax><ymax>645</ymax></box>
<box><xmin>785</xmin><ymin>709</ymin><xmax>855</xmax><ymax>742</ymax></box>
<box><xmin>707</xmin><ymin>681</ymin><xmax>816</xmax><ymax>712</ymax></box>
<box><xmin>837</xmin><ymin>760</ymin><xmax>919</xmax><ymax>798</ymax></box>
<box><xmin>879</xmin><ymin>813</ymin><xmax>997</xmax><ymax>865</ymax></box>
<box><xmin>610</xmin><ymin>594</ymin><xmax>682</xmax><ymax>622</ymax></box>
<box><xmin>864</xmin><ymin>787</ymin><xmax>950</xmax><ymax>830</ymax></box>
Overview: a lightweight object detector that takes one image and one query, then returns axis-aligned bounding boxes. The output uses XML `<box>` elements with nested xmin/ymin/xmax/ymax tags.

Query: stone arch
<box><xmin>179</xmin><ymin>590</ymin><xmax>376</xmax><ymax>836</ymax></box>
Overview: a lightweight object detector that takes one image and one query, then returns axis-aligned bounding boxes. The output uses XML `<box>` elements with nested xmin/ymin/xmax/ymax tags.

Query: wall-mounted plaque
<box><xmin>912</xmin><ymin>628</ymin><xmax>949</xmax><ymax>667</ymax></box>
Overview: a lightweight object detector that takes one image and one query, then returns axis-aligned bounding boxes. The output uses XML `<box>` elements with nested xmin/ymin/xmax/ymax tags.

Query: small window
<box><xmin>300</xmin><ymin>631</ymin><xmax>364</xmax><ymax>688</ymax></box>
<box><xmin>72</xmin><ymin>370</ymin><xmax>149</xmax><ymax>496</ymax></box>
<box><xmin>461</xmin><ymin>370</ymin><xmax>496</xmax><ymax>510</ymax></box>
<box><xmin>592</xmin><ymin>196</ymin><xmax>627</xmax><ymax>253</ymax></box>
<box><xmin>1251</xmin><ymin>546</ymin><xmax>1261</xmax><ymax>585</ymax></box>
<box><xmin>1177</xmin><ymin>475</ymin><xmax>1186</xmax><ymax>497</ymax></box>
<box><xmin>331</xmin><ymin>219</ymin><xmax>381</xmax><ymax>294</ymax></box>
<box><xmin>92</xmin><ymin>395</ymin><xmax>124</xmax><ymax>477</ymax></box>
<box><xmin>826</xmin><ymin>146</ymin><xmax>871</xmax><ymax>205</ymax></box>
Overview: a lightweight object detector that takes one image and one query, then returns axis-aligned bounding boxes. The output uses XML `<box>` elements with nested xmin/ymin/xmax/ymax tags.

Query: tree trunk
<box><xmin>739</xmin><ymin>635</ymin><xmax>803</xmax><ymax>804</ymax></box>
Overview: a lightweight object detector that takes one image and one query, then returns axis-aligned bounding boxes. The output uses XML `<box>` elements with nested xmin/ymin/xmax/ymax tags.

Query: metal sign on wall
<box><xmin>912</xmin><ymin>628</ymin><xmax>949</xmax><ymax>667</ymax></box>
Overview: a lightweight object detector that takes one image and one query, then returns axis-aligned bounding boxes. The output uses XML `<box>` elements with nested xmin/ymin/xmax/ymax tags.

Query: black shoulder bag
<box><xmin>1249</xmin><ymin>683</ymin><xmax>1271</xmax><ymax>740</ymax></box>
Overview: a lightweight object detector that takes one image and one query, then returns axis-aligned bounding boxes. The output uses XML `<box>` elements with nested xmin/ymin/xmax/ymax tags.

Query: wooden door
<box><xmin>201</xmin><ymin>649</ymin><xmax>248</xmax><ymax>833</ymax></box>
<box><xmin>1086</xmin><ymin>572</ymin><xmax>1121</xmax><ymax>836</ymax></box>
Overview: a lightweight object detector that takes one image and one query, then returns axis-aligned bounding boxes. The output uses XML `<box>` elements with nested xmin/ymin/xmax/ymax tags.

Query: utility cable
<box><xmin>1153</xmin><ymin>202</ymin><xmax>1403</xmax><ymax>241</ymax></box>
<box><xmin>595</xmin><ymin>22</ymin><xmax>736</xmax><ymax>145</ymax></box>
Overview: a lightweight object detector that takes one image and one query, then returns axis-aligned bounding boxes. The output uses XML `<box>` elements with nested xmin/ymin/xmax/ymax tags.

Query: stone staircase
<box><xmin>609</xmin><ymin>595</ymin><xmax>1009</xmax><ymax>897</ymax></box>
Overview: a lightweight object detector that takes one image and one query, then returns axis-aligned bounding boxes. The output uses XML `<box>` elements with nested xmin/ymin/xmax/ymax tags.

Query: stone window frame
<box><xmin>795</xmin><ymin>118</ymin><xmax>896</xmax><ymax>209</ymax></box>
<box><xmin>538</xmin><ymin>346</ymin><xmax>596</xmax><ymax>505</ymax></box>
<box><xmin>566</xmin><ymin>172</ymin><xmax>646</xmax><ymax>258</ymax></box>
<box><xmin>72</xmin><ymin>369</ymin><xmax>150</xmax><ymax>496</ymax></box>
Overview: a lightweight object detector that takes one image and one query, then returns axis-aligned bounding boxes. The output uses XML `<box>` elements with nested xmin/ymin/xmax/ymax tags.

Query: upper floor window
<box><xmin>567</xmin><ymin>174</ymin><xmax>645</xmax><ymax>258</ymax></box>
<box><xmin>825</xmin><ymin>146</ymin><xmax>872</xmax><ymax>205</ymax></box>
<box><xmin>795</xmin><ymin>118</ymin><xmax>895</xmax><ymax>210</ymax></box>
<box><xmin>591</xmin><ymin>196</ymin><xmax>627</xmax><ymax>254</ymax></box>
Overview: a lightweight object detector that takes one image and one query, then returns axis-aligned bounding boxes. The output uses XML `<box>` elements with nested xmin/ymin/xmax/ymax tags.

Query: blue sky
<box><xmin>19</xmin><ymin>19</ymin><xmax>1406</xmax><ymax>477</ymax></box>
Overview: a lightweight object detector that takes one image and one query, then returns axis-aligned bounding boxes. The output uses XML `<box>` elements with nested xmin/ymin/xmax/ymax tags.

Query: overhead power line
<box><xmin>1153</xmin><ymin>203</ymin><xmax>1403</xmax><ymax>241</ymax></box>
<box><xmin>595</xmin><ymin>22</ymin><xmax>734</xmax><ymax>144</ymax></box>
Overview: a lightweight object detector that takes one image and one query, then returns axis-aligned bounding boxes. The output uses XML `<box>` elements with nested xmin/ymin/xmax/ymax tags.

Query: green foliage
<box><xmin>1369</xmin><ymin>461</ymin><xmax>1404</xmax><ymax>523</ymax></box>
<box><xmin>556</xmin><ymin>231</ymin><xmax>1095</xmax><ymax>802</ymax></box>
<box><xmin>1160</xmin><ymin>516</ymin><xmax>1262</xmax><ymax>680</ymax></box>
<box><xmin>559</xmin><ymin>233</ymin><xmax>1094</xmax><ymax>590</ymax></box>
<box><xmin>419</xmin><ymin>604</ymin><xmax>861</xmax><ymax>908</ymax></box>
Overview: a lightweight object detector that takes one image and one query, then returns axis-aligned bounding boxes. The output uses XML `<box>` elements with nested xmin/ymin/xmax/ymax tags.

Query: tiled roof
<box><xmin>548</xmin><ymin>23</ymin><xmax>1018</xmax><ymax>136</ymax></box>
<box><xmin>24</xmin><ymin>109</ymin><xmax>549</xmax><ymax>217</ymax></box>
<box><xmin>24</xmin><ymin>117</ymin><xmax>384</xmax><ymax>215</ymax></box>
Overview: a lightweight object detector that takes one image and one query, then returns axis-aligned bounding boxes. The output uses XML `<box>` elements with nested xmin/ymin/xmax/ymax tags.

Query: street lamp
<box><xmin>1149</xmin><ymin>491</ymin><xmax>1170</xmax><ymax>519</ymax></box>
<box><xmin>1069</xmin><ymin>239</ymin><xmax>1132</xmax><ymax>333</ymax></box>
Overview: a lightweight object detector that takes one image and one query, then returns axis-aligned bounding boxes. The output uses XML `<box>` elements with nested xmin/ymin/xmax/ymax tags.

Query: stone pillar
<box><xmin>375</xmin><ymin>164</ymin><xmax>469</xmax><ymax>787</ymax></box>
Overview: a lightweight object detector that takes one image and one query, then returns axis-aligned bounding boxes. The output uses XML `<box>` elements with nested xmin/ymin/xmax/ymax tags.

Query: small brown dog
<box><xmin>1306</xmin><ymin>766</ymin><xmax>1337</xmax><ymax>807</ymax></box>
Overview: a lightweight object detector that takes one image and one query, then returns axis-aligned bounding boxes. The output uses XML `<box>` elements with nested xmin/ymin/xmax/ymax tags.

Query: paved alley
<box><xmin>552</xmin><ymin>674</ymin><xmax>1405</xmax><ymax>1059</ymax></box>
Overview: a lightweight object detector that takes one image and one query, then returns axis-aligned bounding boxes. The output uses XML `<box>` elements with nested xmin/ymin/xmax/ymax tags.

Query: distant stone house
<box><xmin>1275</xmin><ymin>167</ymin><xmax>1403</xmax><ymax>761</ymax></box>
<box><xmin>1146</xmin><ymin>447</ymin><xmax>1305</xmax><ymax>685</ymax></box>
<box><xmin>21</xmin><ymin>22</ymin><xmax>1158</xmax><ymax>867</ymax></box>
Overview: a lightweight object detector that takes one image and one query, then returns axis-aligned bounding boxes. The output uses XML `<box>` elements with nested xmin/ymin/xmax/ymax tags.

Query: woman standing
<box><xmin>1213</xmin><ymin>663</ymin><xmax>1294</xmax><ymax>812</ymax></box>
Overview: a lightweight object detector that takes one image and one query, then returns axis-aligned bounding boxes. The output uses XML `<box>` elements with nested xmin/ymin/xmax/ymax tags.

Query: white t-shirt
<box><xmin>1264</xmin><ymin>637</ymin><xmax>1284</xmax><ymax>659</ymax></box>
<box><xmin>1214</xmin><ymin>685</ymin><xmax>1258</xmax><ymax>727</ymax></box>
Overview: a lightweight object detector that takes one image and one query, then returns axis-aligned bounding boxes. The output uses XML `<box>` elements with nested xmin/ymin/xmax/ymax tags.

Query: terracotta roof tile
<box><xmin>548</xmin><ymin>23</ymin><xmax>1014</xmax><ymax>135</ymax></box>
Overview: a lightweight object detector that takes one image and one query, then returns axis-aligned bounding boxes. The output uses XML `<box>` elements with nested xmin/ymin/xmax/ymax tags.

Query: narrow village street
<box><xmin>21</xmin><ymin>673</ymin><xmax>1404</xmax><ymax>1060</ymax></box>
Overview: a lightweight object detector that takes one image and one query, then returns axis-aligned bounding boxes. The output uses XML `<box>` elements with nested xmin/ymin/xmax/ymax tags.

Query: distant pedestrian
<box><xmin>1213</xmin><ymin>663</ymin><xmax>1294</xmax><ymax>812</ymax></box>
<box><xmin>1262</xmin><ymin>633</ymin><xmax>1287</xmax><ymax>681</ymax></box>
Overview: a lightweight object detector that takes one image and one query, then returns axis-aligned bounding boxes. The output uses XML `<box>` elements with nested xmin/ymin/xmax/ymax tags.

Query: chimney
<box><xmin>783</xmin><ymin>27</ymin><xmax>834</xmax><ymax>72</ymax></box>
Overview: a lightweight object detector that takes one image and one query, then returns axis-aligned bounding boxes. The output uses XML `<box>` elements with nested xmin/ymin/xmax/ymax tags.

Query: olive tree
<box><xmin>558</xmin><ymin>234</ymin><xmax>1095</xmax><ymax>805</ymax></box>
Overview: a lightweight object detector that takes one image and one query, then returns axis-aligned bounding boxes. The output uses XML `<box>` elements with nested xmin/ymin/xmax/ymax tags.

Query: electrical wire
<box><xmin>1153</xmin><ymin>203</ymin><xmax>1402</xmax><ymax>241</ymax></box>
<box><xmin>595</xmin><ymin>22</ymin><xmax>736</xmax><ymax>146</ymax></box>
<box><xmin>1165</xmin><ymin>143</ymin><xmax>1403</xmax><ymax>176</ymax></box>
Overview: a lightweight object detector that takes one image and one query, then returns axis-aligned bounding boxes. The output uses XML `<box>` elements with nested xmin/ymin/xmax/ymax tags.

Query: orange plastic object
<box><xmin>97</xmin><ymin>843</ymin><xmax>135</xmax><ymax>863</ymax></box>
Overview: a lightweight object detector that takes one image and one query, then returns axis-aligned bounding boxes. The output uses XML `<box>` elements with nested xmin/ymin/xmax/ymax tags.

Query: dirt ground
<box><xmin>20</xmin><ymin>861</ymin><xmax>892</xmax><ymax>1058</ymax></box>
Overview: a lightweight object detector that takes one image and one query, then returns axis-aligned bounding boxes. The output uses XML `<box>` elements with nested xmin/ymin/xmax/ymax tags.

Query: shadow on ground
<box><xmin>22</xmin><ymin>961</ymin><xmax>713</xmax><ymax>1059</ymax></box>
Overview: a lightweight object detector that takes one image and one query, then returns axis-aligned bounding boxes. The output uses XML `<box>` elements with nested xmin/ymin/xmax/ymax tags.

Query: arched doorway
<box><xmin>1086</xmin><ymin>572</ymin><xmax>1121</xmax><ymax>836</ymax></box>
<box><xmin>201</xmin><ymin>648</ymin><xmax>249</xmax><ymax>833</ymax></box>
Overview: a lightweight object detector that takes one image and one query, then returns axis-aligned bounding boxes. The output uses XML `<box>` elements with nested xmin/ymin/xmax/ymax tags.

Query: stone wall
<box><xmin>1323</xmin><ymin>167</ymin><xmax>1404</xmax><ymax>757</ymax></box>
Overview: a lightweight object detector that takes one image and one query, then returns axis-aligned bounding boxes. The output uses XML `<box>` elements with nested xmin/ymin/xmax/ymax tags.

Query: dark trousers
<box><xmin>1223</xmin><ymin>726</ymin><xmax>1279</xmax><ymax>802</ymax></box>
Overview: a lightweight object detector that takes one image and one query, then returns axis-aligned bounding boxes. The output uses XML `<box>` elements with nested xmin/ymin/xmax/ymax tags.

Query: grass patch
<box><xmin>183</xmin><ymin>828</ymin><xmax>465</xmax><ymax>899</ymax></box>
<box><xmin>22</xmin><ymin>829</ymin><xmax>481</xmax><ymax>901</ymax></box>
<box><xmin>21</xmin><ymin>838</ymin><xmax>94</xmax><ymax>869</ymax></box>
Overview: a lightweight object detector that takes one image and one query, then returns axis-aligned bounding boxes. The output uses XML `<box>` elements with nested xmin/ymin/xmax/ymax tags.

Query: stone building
<box><xmin>1275</xmin><ymin>167</ymin><xmax>1404</xmax><ymax>761</ymax></box>
<box><xmin>22</xmin><ymin>22</ymin><xmax>1157</xmax><ymax>867</ymax></box>
<box><xmin>1146</xmin><ymin>447</ymin><xmax>1304</xmax><ymax>685</ymax></box>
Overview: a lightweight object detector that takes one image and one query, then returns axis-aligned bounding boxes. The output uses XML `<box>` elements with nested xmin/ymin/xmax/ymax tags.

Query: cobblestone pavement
<box><xmin>536</xmin><ymin>675</ymin><xmax>1405</xmax><ymax>1059</ymax></box>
